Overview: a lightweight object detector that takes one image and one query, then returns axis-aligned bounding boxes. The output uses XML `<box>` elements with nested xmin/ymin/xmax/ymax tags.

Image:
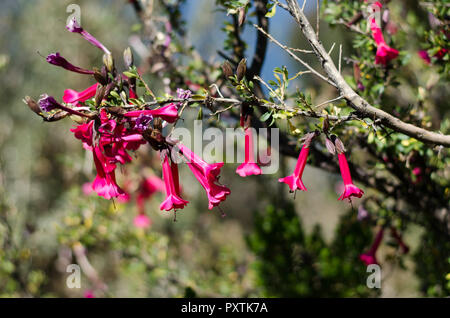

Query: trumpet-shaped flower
<box><xmin>337</xmin><ymin>153</ymin><xmax>364</xmax><ymax>201</ymax></box>
<box><xmin>66</xmin><ymin>18</ymin><xmax>111</xmax><ymax>55</ymax></box>
<box><xmin>360</xmin><ymin>228</ymin><xmax>384</xmax><ymax>265</ymax></box>
<box><xmin>46</xmin><ymin>52</ymin><xmax>94</xmax><ymax>75</ymax></box>
<box><xmin>279</xmin><ymin>145</ymin><xmax>309</xmax><ymax>192</ymax></box>
<box><xmin>370</xmin><ymin>18</ymin><xmax>399</xmax><ymax>65</ymax></box>
<box><xmin>236</xmin><ymin>128</ymin><xmax>262</xmax><ymax>177</ymax></box>
<box><xmin>177</xmin><ymin>143</ymin><xmax>224</xmax><ymax>181</ymax></box>
<box><xmin>159</xmin><ymin>154</ymin><xmax>189</xmax><ymax>211</ymax></box>
<box><xmin>186</xmin><ymin>162</ymin><xmax>230</xmax><ymax>210</ymax></box>
<box><xmin>63</xmin><ymin>83</ymin><xmax>99</xmax><ymax>106</ymax></box>
<box><xmin>137</xmin><ymin>176</ymin><xmax>165</xmax><ymax>213</ymax></box>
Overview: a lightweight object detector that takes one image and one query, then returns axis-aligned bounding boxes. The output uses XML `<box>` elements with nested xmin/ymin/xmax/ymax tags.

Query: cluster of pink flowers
<box><xmin>278</xmin><ymin>136</ymin><xmax>364</xmax><ymax>202</ymax></box>
<box><xmin>37</xmin><ymin>18</ymin><xmax>230</xmax><ymax>218</ymax></box>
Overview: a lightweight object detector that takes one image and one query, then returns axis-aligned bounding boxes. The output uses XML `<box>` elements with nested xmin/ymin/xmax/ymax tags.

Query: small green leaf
<box><xmin>260</xmin><ymin>112</ymin><xmax>271</xmax><ymax>122</ymax></box>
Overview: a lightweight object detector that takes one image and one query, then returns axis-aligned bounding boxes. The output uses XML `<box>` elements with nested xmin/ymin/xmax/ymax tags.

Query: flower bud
<box><xmin>221</xmin><ymin>61</ymin><xmax>233</xmax><ymax>78</ymax></box>
<box><xmin>103</xmin><ymin>53</ymin><xmax>114</xmax><ymax>72</ymax></box>
<box><xmin>23</xmin><ymin>96</ymin><xmax>41</xmax><ymax>115</ymax></box>
<box><xmin>123</xmin><ymin>47</ymin><xmax>134</xmax><ymax>68</ymax></box>
<box><xmin>236</xmin><ymin>58</ymin><xmax>247</xmax><ymax>82</ymax></box>
<box><xmin>238</xmin><ymin>7</ymin><xmax>246</xmax><ymax>27</ymax></box>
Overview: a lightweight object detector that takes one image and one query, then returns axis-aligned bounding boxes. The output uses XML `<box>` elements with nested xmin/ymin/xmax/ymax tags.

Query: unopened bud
<box><xmin>93</xmin><ymin>69</ymin><xmax>107</xmax><ymax>85</ymax></box>
<box><xmin>238</xmin><ymin>7</ymin><xmax>246</xmax><ymax>27</ymax></box>
<box><xmin>325</xmin><ymin>138</ymin><xmax>336</xmax><ymax>155</ymax></box>
<box><xmin>334</xmin><ymin>137</ymin><xmax>346</xmax><ymax>154</ymax></box>
<box><xmin>103</xmin><ymin>53</ymin><xmax>114</xmax><ymax>72</ymax></box>
<box><xmin>236</xmin><ymin>58</ymin><xmax>247</xmax><ymax>82</ymax></box>
<box><xmin>123</xmin><ymin>47</ymin><xmax>134</xmax><ymax>68</ymax></box>
<box><xmin>221</xmin><ymin>61</ymin><xmax>233</xmax><ymax>78</ymax></box>
<box><xmin>23</xmin><ymin>96</ymin><xmax>41</xmax><ymax>115</ymax></box>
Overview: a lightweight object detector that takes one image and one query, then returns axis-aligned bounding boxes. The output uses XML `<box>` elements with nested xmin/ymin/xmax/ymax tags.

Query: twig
<box><xmin>253</xmin><ymin>24</ymin><xmax>337</xmax><ymax>88</ymax></box>
<box><xmin>281</xmin><ymin>0</ymin><xmax>450</xmax><ymax>147</ymax></box>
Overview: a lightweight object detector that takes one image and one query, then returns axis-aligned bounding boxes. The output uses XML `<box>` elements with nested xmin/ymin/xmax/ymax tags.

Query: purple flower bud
<box><xmin>38</xmin><ymin>94</ymin><xmax>59</xmax><ymax>112</ymax></box>
<box><xmin>46</xmin><ymin>53</ymin><xmax>94</xmax><ymax>75</ymax></box>
<box><xmin>66</xmin><ymin>18</ymin><xmax>111</xmax><ymax>55</ymax></box>
<box><xmin>135</xmin><ymin>114</ymin><xmax>153</xmax><ymax>130</ymax></box>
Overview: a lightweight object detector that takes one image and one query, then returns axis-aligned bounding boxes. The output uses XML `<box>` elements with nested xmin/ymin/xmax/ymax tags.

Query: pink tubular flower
<box><xmin>159</xmin><ymin>153</ymin><xmax>189</xmax><ymax>211</ymax></box>
<box><xmin>46</xmin><ymin>52</ymin><xmax>94</xmax><ymax>75</ymax></box>
<box><xmin>177</xmin><ymin>143</ymin><xmax>224</xmax><ymax>181</ymax></box>
<box><xmin>66</xmin><ymin>18</ymin><xmax>111</xmax><ymax>55</ymax></box>
<box><xmin>370</xmin><ymin>18</ymin><xmax>399</xmax><ymax>65</ymax></box>
<box><xmin>92</xmin><ymin>145</ymin><xmax>126</xmax><ymax>200</ymax></box>
<box><xmin>63</xmin><ymin>83</ymin><xmax>99</xmax><ymax>106</ymax></box>
<box><xmin>71</xmin><ymin>121</ymin><xmax>94</xmax><ymax>150</ymax></box>
<box><xmin>236</xmin><ymin>128</ymin><xmax>262</xmax><ymax>177</ymax></box>
<box><xmin>137</xmin><ymin>176</ymin><xmax>165</xmax><ymax>213</ymax></box>
<box><xmin>337</xmin><ymin>153</ymin><xmax>364</xmax><ymax>201</ymax></box>
<box><xmin>360</xmin><ymin>228</ymin><xmax>384</xmax><ymax>266</ymax></box>
<box><xmin>133</xmin><ymin>213</ymin><xmax>152</xmax><ymax>229</ymax></box>
<box><xmin>124</xmin><ymin>104</ymin><xmax>179</xmax><ymax>123</ymax></box>
<box><xmin>186</xmin><ymin>162</ymin><xmax>230</xmax><ymax>210</ymax></box>
<box><xmin>279</xmin><ymin>145</ymin><xmax>309</xmax><ymax>192</ymax></box>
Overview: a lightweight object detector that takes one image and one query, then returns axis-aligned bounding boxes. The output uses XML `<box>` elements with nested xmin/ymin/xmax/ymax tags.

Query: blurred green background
<box><xmin>0</xmin><ymin>0</ymin><xmax>432</xmax><ymax>297</ymax></box>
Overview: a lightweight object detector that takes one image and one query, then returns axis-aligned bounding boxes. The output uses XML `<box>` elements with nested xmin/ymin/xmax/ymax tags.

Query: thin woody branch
<box><xmin>282</xmin><ymin>0</ymin><xmax>450</xmax><ymax>147</ymax></box>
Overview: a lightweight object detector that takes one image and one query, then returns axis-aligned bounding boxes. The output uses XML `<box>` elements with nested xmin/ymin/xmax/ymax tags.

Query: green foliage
<box><xmin>247</xmin><ymin>203</ymin><xmax>379</xmax><ymax>297</ymax></box>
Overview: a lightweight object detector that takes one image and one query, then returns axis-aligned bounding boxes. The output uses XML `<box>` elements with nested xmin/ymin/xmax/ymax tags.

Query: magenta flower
<box><xmin>337</xmin><ymin>153</ymin><xmax>364</xmax><ymax>201</ymax></box>
<box><xmin>124</xmin><ymin>104</ymin><xmax>179</xmax><ymax>123</ymax></box>
<box><xmin>279</xmin><ymin>145</ymin><xmax>309</xmax><ymax>192</ymax></box>
<box><xmin>66</xmin><ymin>18</ymin><xmax>111</xmax><ymax>55</ymax></box>
<box><xmin>71</xmin><ymin>121</ymin><xmax>94</xmax><ymax>150</ymax></box>
<box><xmin>159</xmin><ymin>153</ymin><xmax>189</xmax><ymax>211</ymax></box>
<box><xmin>63</xmin><ymin>83</ymin><xmax>99</xmax><ymax>106</ymax></box>
<box><xmin>370</xmin><ymin>18</ymin><xmax>399</xmax><ymax>65</ymax></box>
<box><xmin>360</xmin><ymin>228</ymin><xmax>384</xmax><ymax>266</ymax></box>
<box><xmin>186</xmin><ymin>162</ymin><xmax>230</xmax><ymax>210</ymax></box>
<box><xmin>133</xmin><ymin>213</ymin><xmax>152</xmax><ymax>229</ymax></box>
<box><xmin>98</xmin><ymin>109</ymin><xmax>145</xmax><ymax>165</ymax></box>
<box><xmin>137</xmin><ymin>176</ymin><xmax>165</xmax><ymax>213</ymax></box>
<box><xmin>46</xmin><ymin>52</ymin><xmax>94</xmax><ymax>75</ymax></box>
<box><xmin>418</xmin><ymin>50</ymin><xmax>431</xmax><ymax>64</ymax></box>
<box><xmin>177</xmin><ymin>143</ymin><xmax>224</xmax><ymax>181</ymax></box>
<box><xmin>236</xmin><ymin>128</ymin><xmax>262</xmax><ymax>177</ymax></box>
<box><xmin>92</xmin><ymin>145</ymin><xmax>127</xmax><ymax>200</ymax></box>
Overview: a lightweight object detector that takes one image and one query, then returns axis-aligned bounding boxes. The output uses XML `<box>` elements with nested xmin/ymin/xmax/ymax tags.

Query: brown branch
<box><xmin>282</xmin><ymin>0</ymin><xmax>450</xmax><ymax>147</ymax></box>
